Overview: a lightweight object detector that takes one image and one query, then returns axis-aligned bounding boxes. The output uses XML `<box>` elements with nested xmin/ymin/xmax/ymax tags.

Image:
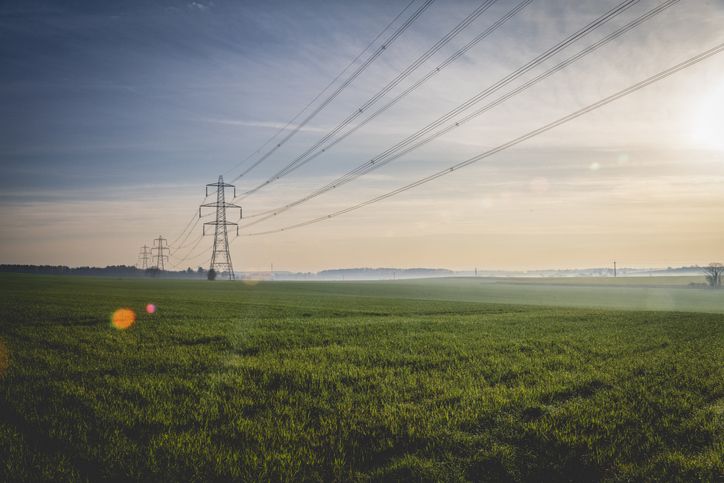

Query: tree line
<box><xmin>0</xmin><ymin>265</ymin><xmax>208</xmax><ymax>278</ymax></box>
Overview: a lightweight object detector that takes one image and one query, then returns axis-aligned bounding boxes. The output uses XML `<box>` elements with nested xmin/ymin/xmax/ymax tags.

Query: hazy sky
<box><xmin>1</xmin><ymin>0</ymin><xmax>723</xmax><ymax>271</ymax></box>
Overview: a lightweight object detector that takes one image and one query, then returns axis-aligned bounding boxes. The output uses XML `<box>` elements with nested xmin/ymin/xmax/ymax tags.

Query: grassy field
<box><xmin>276</xmin><ymin>276</ymin><xmax>724</xmax><ymax>314</ymax></box>
<box><xmin>0</xmin><ymin>274</ymin><xmax>722</xmax><ymax>481</ymax></box>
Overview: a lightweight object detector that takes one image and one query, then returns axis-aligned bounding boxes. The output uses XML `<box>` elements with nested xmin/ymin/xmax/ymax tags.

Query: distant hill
<box><xmin>317</xmin><ymin>267</ymin><xmax>453</xmax><ymax>280</ymax></box>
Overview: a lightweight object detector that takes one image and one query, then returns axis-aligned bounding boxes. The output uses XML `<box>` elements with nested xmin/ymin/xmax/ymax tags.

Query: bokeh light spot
<box><xmin>112</xmin><ymin>308</ymin><xmax>136</xmax><ymax>330</ymax></box>
<box><xmin>146</xmin><ymin>303</ymin><xmax>156</xmax><ymax>314</ymax></box>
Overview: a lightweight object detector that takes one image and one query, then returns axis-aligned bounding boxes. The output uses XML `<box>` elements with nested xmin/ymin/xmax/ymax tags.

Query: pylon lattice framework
<box><xmin>200</xmin><ymin>175</ymin><xmax>241</xmax><ymax>280</ymax></box>
<box><xmin>152</xmin><ymin>236</ymin><xmax>169</xmax><ymax>271</ymax></box>
<box><xmin>137</xmin><ymin>245</ymin><xmax>152</xmax><ymax>270</ymax></box>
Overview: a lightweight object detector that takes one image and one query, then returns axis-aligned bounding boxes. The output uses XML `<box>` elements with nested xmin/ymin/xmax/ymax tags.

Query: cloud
<box><xmin>192</xmin><ymin>118</ymin><xmax>328</xmax><ymax>133</ymax></box>
<box><xmin>187</xmin><ymin>2</ymin><xmax>211</xmax><ymax>12</ymax></box>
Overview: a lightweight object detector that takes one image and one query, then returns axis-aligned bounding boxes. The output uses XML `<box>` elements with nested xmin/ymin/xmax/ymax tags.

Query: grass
<box><xmin>0</xmin><ymin>274</ymin><xmax>722</xmax><ymax>481</ymax></box>
<box><xmin>257</xmin><ymin>276</ymin><xmax>724</xmax><ymax>314</ymax></box>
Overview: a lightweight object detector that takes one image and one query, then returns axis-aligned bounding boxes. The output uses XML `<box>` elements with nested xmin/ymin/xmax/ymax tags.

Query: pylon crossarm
<box><xmin>204</xmin><ymin>221</ymin><xmax>238</xmax><ymax>225</ymax></box>
<box><xmin>201</xmin><ymin>202</ymin><xmax>240</xmax><ymax>208</ymax></box>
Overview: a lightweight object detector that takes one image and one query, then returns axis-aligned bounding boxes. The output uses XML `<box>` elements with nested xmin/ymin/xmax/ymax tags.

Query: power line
<box><xmin>140</xmin><ymin>0</ymin><xmax>418</xmax><ymax>260</ymax></box>
<box><xmin>166</xmin><ymin>192</ymin><xmax>212</xmax><ymax>251</ymax></box>
<box><xmin>172</xmin><ymin>219</ymin><xmax>202</xmax><ymax>250</ymax></box>
<box><xmin>166</xmin><ymin>203</ymin><xmax>220</xmax><ymax>270</ymax></box>
<box><xmin>166</xmin><ymin>195</ymin><xmax>219</xmax><ymax>266</ymax></box>
<box><xmin>172</xmin><ymin>231</ymin><xmax>204</xmax><ymax>255</ymax></box>
<box><xmin>238</xmin><ymin>42</ymin><xmax>724</xmax><ymax>237</ymax></box>
<box><xmin>170</xmin><ymin>210</ymin><xmax>215</xmax><ymax>253</ymax></box>
<box><xmin>223</xmin><ymin>0</ymin><xmax>419</xmax><ymax>179</ymax></box>
<box><xmin>152</xmin><ymin>235</ymin><xmax>170</xmax><ymax>270</ymax></box>
<box><xmin>241</xmin><ymin>0</ymin><xmax>654</xmax><ymax>227</ymax></box>
<box><xmin>169</xmin><ymin>235</ymin><xmax>209</xmax><ymax>267</ymax></box>
<box><xmin>169</xmin><ymin>236</ymin><xmax>210</xmax><ymax>268</ymax></box>
<box><xmin>238</xmin><ymin>0</ymin><xmax>636</xmax><ymax>200</ymax></box>
<box><xmin>168</xmin><ymin>212</ymin><xmax>199</xmax><ymax>247</ymax></box>
<box><xmin>241</xmin><ymin>0</ymin><xmax>535</xmax><ymax>197</ymax></box>
<box><xmin>231</xmin><ymin>0</ymin><xmax>436</xmax><ymax>183</ymax></box>
<box><xmin>235</xmin><ymin>0</ymin><xmax>501</xmax><ymax>199</ymax></box>
<box><xmin>137</xmin><ymin>245</ymin><xmax>152</xmax><ymax>270</ymax></box>
<box><xmin>200</xmin><ymin>176</ymin><xmax>242</xmax><ymax>280</ymax></box>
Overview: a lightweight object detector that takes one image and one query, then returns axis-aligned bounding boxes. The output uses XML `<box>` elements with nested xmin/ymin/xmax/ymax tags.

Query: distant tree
<box><xmin>146</xmin><ymin>267</ymin><xmax>160</xmax><ymax>278</ymax></box>
<box><xmin>703</xmin><ymin>263</ymin><xmax>723</xmax><ymax>288</ymax></box>
<box><xmin>207</xmin><ymin>268</ymin><xmax>217</xmax><ymax>281</ymax></box>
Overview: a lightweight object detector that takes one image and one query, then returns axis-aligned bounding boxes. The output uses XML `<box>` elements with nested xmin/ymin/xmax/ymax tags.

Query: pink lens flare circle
<box><xmin>146</xmin><ymin>304</ymin><xmax>156</xmax><ymax>314</ymax></box>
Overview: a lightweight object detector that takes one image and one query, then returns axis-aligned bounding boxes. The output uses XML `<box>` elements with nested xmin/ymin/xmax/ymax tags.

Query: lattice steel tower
<box><xmin>137</xmin><ymin>245</ymin><xmax>152</xmax><ymax>269</ymax></box>
<box><xmin>200</xmin><ymin>176</ymin><xmax>241</xmax><ymax>280</ymax></box>
<box><xmin>152</xmin><ymin>236</ymin><xmax>169</xmax><ymax>271</ymax></box>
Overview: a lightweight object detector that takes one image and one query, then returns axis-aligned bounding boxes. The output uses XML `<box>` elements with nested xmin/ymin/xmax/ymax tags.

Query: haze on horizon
<box><xmin>1</xmin><ymin>0</ymin><xmax>723</xmax><ymax>272</ymax></box>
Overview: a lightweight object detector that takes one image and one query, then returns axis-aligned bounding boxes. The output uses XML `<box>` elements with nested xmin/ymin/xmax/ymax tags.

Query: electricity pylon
<box><xmin>152</xmin><ymin>236</ymin><xmax>169</xmax><ymax>271</ymax></box>
<box><xmin>200</xmin><ymin>175</ymin><xmax>241</xmax><ymax>280</ymax></box>
<box><xmin>137</xmin><ymin>245</ymin><xmax>152</xmax><ymax>269</ymax></box>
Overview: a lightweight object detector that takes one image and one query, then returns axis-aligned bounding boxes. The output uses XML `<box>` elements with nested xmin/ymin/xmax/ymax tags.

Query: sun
<box><xmin>690</xmin><ymin>85</ymin><xmax>724</xmax><ymax>151</ymax></box>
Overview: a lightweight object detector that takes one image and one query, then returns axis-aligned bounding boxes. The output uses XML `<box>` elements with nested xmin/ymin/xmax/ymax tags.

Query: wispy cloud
<box><xmin>191</xmin><ymin>118</ymin><xmax>329</xmax><ymax>133</ymax></box>
<box><xmin>187</xmin><ymin>2</ymin><xmax>212</xmax><ymax>12</ymax></box>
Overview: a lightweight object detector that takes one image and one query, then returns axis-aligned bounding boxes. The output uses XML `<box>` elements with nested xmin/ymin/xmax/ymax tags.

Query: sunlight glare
<box><xmin>690</xmin><ymin>85</ymin><xmax>724</xmax><ymax>151</ymax></box>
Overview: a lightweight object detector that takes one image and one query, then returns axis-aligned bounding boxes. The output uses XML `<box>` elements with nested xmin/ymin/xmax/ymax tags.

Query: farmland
<box><xmin>0</xmin><ymin>274</ymin><xmax>722</xmax><ymax>481</ymax></box>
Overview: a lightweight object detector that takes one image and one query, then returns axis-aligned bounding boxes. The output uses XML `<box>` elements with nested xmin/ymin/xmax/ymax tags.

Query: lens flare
<box><xmin>112</xmin><ymin>308</ymin><xmax>136</xmax><ymax>330</ymax></box>
<box><xmin>146</xmin><ymin>303</ymin><xmax>156</xmax><ymax>314</ymax></box>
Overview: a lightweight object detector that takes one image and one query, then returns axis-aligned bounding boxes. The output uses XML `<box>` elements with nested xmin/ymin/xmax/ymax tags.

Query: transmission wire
<box><xmin>239</xmin><ymin>42</ymin><xmax>724</xmax><ymax>236</ymax></box>
<box><xmin>241</xmin><ymin>0</ymin><xmax>654</xmax><ymax>227</ymax></box>
<box><xmin>222</xmin><ymin>0</ymin><xmax>418</xmax><ymax>178</ymax></box>
<box><xmin>236</xmin><ymin>0</ymin><xmax>501</xmax><ymax>199</ymax></box>
<box><xmin>230</xmin><ymin>0</ymin><xmax>436</xmax><ymax>183</ymax></box>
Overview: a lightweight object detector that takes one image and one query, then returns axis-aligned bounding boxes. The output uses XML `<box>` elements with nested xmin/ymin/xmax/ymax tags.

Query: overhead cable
<box><xmin>238</xmin><ymin>42</ymin><xmax>724</xmax><ymax>236</ymax></box>
<box><xmin>230</xmin><ymin>0</ymin><xmax>436</xmax><ymax>183</ymax></box>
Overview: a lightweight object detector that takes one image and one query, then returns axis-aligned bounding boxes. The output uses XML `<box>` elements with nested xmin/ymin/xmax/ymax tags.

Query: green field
<box><xmin>0</xmin><ymin>274</ymin><xmax>722</xmax><ymax>481</ymax></box>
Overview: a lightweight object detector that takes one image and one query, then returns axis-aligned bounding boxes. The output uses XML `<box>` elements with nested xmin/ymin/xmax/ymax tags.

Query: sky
<box><xmin>1</xmin><ymin>0</ymin><xmax>723</xmax><ymax>272</ymax></box>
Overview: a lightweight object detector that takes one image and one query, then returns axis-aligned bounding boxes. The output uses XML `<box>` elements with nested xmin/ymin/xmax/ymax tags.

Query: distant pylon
<box><xmin>137</xmin><ymin>245</ymin><xmax>152</xmax><ymax>269</ymax></box>
<box><xmin>152</xmin><ymin>236</ymin><xmax>169</xmax><ymax>271</ymax></box>
<box><xmin>200</xmin><ymin>175</ymin><xmax>241</xmax><ymax>280</ymax></box>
